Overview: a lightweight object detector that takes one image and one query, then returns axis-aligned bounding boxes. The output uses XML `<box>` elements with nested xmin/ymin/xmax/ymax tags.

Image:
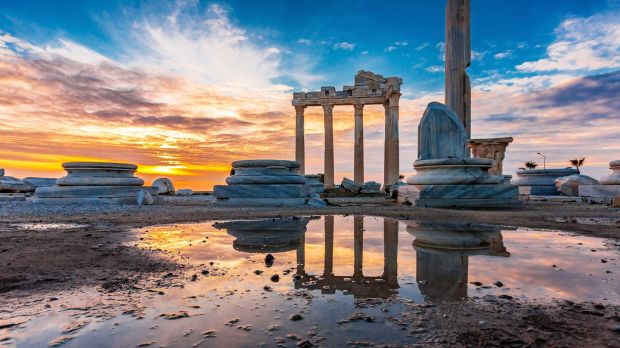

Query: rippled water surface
<box><xmin>1</xmin><ymin>215</ymin><xmax>618</xmax><ymax>347</ymax></box>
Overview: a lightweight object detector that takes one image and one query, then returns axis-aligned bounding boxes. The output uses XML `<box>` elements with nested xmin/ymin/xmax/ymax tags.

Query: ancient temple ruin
<box><xmin>292</xmin><ymin>71</ymin><xmax>402</xmax><ymax>188</ymax></box>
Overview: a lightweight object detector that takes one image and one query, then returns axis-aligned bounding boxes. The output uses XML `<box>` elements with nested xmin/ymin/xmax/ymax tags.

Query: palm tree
<box><xmin>525</xmin><ymin>161</ymin><xmax>538</xmax><ymax>170</ymax></box>
<box><xmin>569</xmin><ymin>157</ymin><xmax>586</xmax><ymax>173</ymax></box>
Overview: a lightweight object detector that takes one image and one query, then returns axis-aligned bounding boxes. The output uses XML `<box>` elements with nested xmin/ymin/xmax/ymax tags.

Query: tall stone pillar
<box><xmin>353</xmin><ymin>216</ymin><xmax>364</xmax><ymax>278</ymax></box>
<box><xmin>445</xmin><ymin>0</ymin><xmax>471</xmax><ymax>150</ymax></box>
<box><xmin>323</xmin><ymin>104</ymin><xmax>335</xmax><ymax>188</ymax></box>
<box><xmin>323</xmin><ymin>216</ymin><xmax>334</xmax><ymax>278</ymax></box>
<box><xmin>295</xmin><ymin>105</ymin><xmax>306</xmax><ymax>174</ymax></box>
<box><xmin>385</xmin><ymin>93</ymin><xmax>400</xmax><ymax>186</ymax></box>
<box><xmin>383</xmin><ymin>102</ymin><xmax>390</xmax><ymax>186</ymax></box>
<box><xmin>354</xmin><ymin>103</ymin><xmax>364</xmax><ymax>183</ymax></box>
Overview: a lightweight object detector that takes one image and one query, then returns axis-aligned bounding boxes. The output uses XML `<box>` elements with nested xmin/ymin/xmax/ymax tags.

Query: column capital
<box><xmin>354</xmin><ymin>103</ymin><xmax>364</xmax><ymax>113</ymax></box>
<box><xmin>295</xmin><ymin>105</ymin><xmax>306</xmax><ymax>113</ymax></box>
<box><xmin>322</xmin><ymin>103</ymin><xmax>334</xmax><ymax>114</ymax></box>
<box><xmin>388</xmin><ymin>93</ymin><xmax>401</xmax><ymax>108</ymax></box>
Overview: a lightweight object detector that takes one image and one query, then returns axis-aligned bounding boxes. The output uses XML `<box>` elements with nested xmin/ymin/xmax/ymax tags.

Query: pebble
<box><xmin>494</xmin><ymin>281</ymin><xmax>504</xmax><ymax>287</ymax></box>
<box><xmin>271</xmin><ymin>275</ymin><xmax>280</xmax><ymax>282</ymax></box>
<box><xmin>289</xmin><ymin>314</ymin><xmax>303</xmax><ymax>321</ymax></box>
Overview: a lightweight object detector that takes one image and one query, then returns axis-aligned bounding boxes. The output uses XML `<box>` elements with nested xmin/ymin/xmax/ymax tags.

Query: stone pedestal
<box><xmin>214</xmin><ymin>160</ymin><xmax>312</xmax><ymax>206</ymax></box>
<box><xmin>213</xmin><ymin>217</ymin><xmax>312</xmax><ymax>253</ymax></box>
<box><xmin>30</xmin><ymin>162</ymin><xmax>157</xmax><ymax>204</ymax></box>
<box><xmin>468</xmin><ymin>137</ymin><xmax>513</xmax><ymax>176</ymax></box>
<box><xmin>579</xmin><ymin>160</ymin><xmax>620</xmax><ymax>204</ymax></box>
<box><xmin>403</xmin><ymin>102</ymin><xmax>520</xmax><ymax>208</ymax></box>
<box><xmin>513</xmin><ymin>168</ymin><xmax>578</xmax><ymax>196</ymax></box>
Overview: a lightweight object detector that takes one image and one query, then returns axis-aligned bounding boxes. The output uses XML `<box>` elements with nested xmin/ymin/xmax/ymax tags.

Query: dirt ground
<box><xmin>0</xmin><ymin>201</ymin><xmax>619</xmax><ymax>347</ymax></box>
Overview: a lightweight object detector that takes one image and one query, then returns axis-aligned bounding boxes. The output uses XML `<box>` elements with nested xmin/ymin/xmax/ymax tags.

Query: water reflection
<box><xmin>294</xmin><ymin>216</ymin><xmax>400</xmax><ymax>298</ymax></box>
<box><xmin>407</xmin><ymin>222</ymin><xmax>510</xmax><ymax>301</ymax></box>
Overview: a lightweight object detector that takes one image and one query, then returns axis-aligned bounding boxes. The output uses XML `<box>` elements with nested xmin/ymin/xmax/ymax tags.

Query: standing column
<box><xmin>323</xmin><ymin>216</ymin><xmax>334</xmax><ymax>278</ymax></box>
<box><xmin>383</xmin><ymin>102</ymin><xmax>390</xmax><ymax>186</ymax></box>
<box><xmin>295</xmin><ymin>105</ymin><xmax>306</xmax><ymax>174</ymax></box>
<box><xmin>445</xmin><ymin>0</ymin><xmax>471</xmax><ymax>149</ymax></box>
<box><xmin>383</xmin><ymin>218</ymin><xmax>399</xmax><ymax>287</ymax></box>
<box><xmin>354</xmin><ymin>103</ymin><xmax>364</xmax><ymax>183</ymax></box>
<box><xmin>323</xmin><ymin>104</ymin><xmax>335</xmax><ymax>188</ymax></box>
<box><xmin>353</xmin><ymin>216</ymin><xmax>364</xmax><ymax>278</ymax></box>
<box><xmin>385</xmin><ymin>94</ymin><xmax>400</xmax><ymax>186</ymax></box>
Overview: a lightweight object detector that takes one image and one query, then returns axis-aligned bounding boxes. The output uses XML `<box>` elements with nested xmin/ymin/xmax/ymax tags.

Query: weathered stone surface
<box><xmin>468</xmin><ymin>137</ymin><xmax>513</xmax><ymax>175</ymax></box>
<box><xmin>0</xmin><ymin>177</ymin><xmax>36</xmax><ymax>193</ymax></box>
<box><xmin>415</xmin><ymin>184</ymin><xmax>518</xmax><ymax>200</ymax></box>
<box><xmin>307</xmin><ymin>197</ymin><xmax>327</xmax><ymax>207</ymax></box>
<box><xmin>63</xmin><ymin>162</ymin><xmax>137</xmax><ymax>171</ymax></box>
<box><xmin>56</xmin><ymin>177</ymin><xmax>144</xmax><ymax>186</ymax></box>
<box><xmin>214</xmin><ymin>184</ymin><xmax>309</xmax><ymax>199</ymax></box>
<box><xmin>409</xmin><ymin>158</ymin><xmax>500</xmax><ymax>185</ymax></box>
<box><xmin>305</xmin><ymin>175</ymin><xmax>324</xmax><ymax>194</ymax></box>
<box><xmin>554</xmin><ymin>174</ymin><xmax>598</xmax><ymax>196</ymax></box>
<box><xmin>417</xmin><ymin>102</ymin><xmax>467</xmax><ymax>160</ymax></box>
<box><xmin>153</xmin><ymin>178</ymin><xmax>175</xmax><ymax>194</ymax></box>
<box><xmin>233</xmin><ymin>167</ymin><xmax>299</xmax><ymax>176</ymax></box>
<box><xmin>0</xmin><ymin>193</ymin><xmax>26</xmax><ymax>201</ymax></box>
<box><xmin>23</xmin><ymin>177</ymin><xmax>57</xmax><ymax>187</ymax></box>
<box><xmin>513</xmin><ymin>168</ymin><xmax>578</xmax><ymax>196</ymax></box>
<box><xmin>175</xmin><ymin>189</ymin><xmax>193</xmax><ymax>196</ymax></box>
<box><xmin>30</xmin><ymin>197</ymin><xmax>144</xmax><ymax>205</ymax></box>
<box><xmin>579</xmin><ymin>185</ymin><xmax>620</xmax><ymax>204</ymax></box>
<box><xmin>215</xmin><ymin>198</ymin><xmax>306</xmax><ymax>206</ymax></box>
<box><xmin>225</xmin><ymin>175</ymin><xmax>306</xmax><ymax>185</ymax></box>
<box><xmin>600</xmin><ymin>160</ymin><xmax>620</xmax><ymax>185</ymax></box>
<box><xmin>360</xmin><ymin>181</ymin><xmax>381</xmax><ymax>194</ymax></box>
<box><xmin>232</xmin><ymin>160</ymin><xmax>300</xmax><ymax>169</ymax></box>
<box><xmin>341</xmin><ymin>178</ymin><xmax>362</xmax><ymax>192</ymax></box>
<box><xmin>136</xmin><ymin>189</ymin><xmax>154</xmax><ymax>205</ymax></box>
<box><xmin>414</xmin><ymin>198</ymin><xmax>522</xmax><ymax>208</ymax></box>
<box><xmin>35</xmin><ymin>186</ymin><xmax>159</xmax><ymax>198</ymax></box>
<box><xmin>613</xmin><ymin>196</ymin><xmax>620</xmax><ymax>208</ymax></box>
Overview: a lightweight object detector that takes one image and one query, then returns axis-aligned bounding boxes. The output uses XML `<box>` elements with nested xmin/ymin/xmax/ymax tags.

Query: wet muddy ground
<box><xmin>0</xmin><ymin>202</ymin><xmax>619</xmax><ymax>347</ymax></box>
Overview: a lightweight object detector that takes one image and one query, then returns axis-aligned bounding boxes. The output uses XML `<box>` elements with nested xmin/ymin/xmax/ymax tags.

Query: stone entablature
<box><xmin>292</xmin><ymin>71</ymin><xmax>402</xmax><ymax>188</ymax></box>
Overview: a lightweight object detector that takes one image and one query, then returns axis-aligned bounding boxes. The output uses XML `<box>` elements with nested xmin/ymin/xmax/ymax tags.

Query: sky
<box><xmin>1</xmin><ymin>0</ymin><xmax>619</xmax><ymax>190</ymax></box>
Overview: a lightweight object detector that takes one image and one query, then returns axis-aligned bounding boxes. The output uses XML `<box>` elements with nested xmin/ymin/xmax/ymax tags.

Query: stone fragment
<box><xmin>23</xmin><ymin>177</ymin><xmax>57</xmax><ymax>187</ymax></box>
<box><xmin>554</xmin><ymin>174</ymin><xmax>598</xmax><ymax>196</ymax></box>
<box><xmin>341</xmin><ymin>178</ymin><xmax>361</xmax><ymax>192</ymax></box>
<box><xmin>468</xmin><ymin>137</ymin><xmax>513</xmax><ymax>175</ymax></box>
<box><xmin>513</xmin><ymin>168</ymin><xmax>578</xmax><ymax>196</ymax></box>
<box><xmin>307</xmin><ymin>197</ymin><xmax>327</xmax><ymax>207</ymax></box>
<box><xmin>136</xmin><ymin>189</ymin><xmax>154</xmax><ymax>205</ymax></box>
<box><xmin>176</xmin><ymin>189</ymin><xmax>193</xmax><ymax>196</ymax></box>
<box><xmin>152</xmin><ymin>178</ymin><xmax>175</xmax><ymax>194</ymax></box>
<box><xmin>579</xmin><ymin>185</ymin><xmax>620</xmax><ymax>204</ymax></box>
<box><xmin>417</xmin><ymin>102</ymin><xmax>467</xmax><ymax>160</ymax></box>
<box><xmin>613</xmin><ymin>196</ymin><xmax>620</xmax><ymax>208</ymax></box>
<box><xmin>304</xmin><ymin>175</ymin><xmax>324</xmax><ymax>194</ymax></box>
<box><xmin>0</xmin><ymin>176</ymin><xmax>36</xmax><ymax>193</ymax></box>
<box><xmin>600</xmin><ymin>160</ymin><xmax>620</xmax><ymax>185</ymax></box>
<box><xmin>360</xmin><ymin>181</ymin><xmax>381</xmax><ymax>194</ymax></box>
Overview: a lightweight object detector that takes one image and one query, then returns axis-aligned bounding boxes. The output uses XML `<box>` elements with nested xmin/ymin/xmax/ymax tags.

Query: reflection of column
<box><xmin>353</xmin><ymin>216</ymin><xmax>364</xmax><ymax>278</ymax></box>
<box><xmin>323</xmin><ymin>104</ymin><xmax>335</xmax><ymax>188</ymax></box>
<box><xmin>296</xmin><ymin>230</ymin><xmax>305</xmax><ymax>275</ymax></box>
<box><xmin>386</xmin><ymin>93</ymin><xmax>400</xmax><ymax>186</ymax></box>
<box><xmin>416</xmin><ymin>253</ymin><xmax>468</xmax><ymax>301</ymax></box>
<box><xmin>354</xmin><ymin>104</ymin><xmax>364</xmax><ymax>183</ymax></box>
<box><xmin>383</xmin><ymin>219</ymin><xmax>399</xmax><ymax>286</ymax></box>
<box><xmin>295</xmin><ymin>105</ymin><xmax>306</xmax><ymax>174</ymax></box>
<box><xmin>445</xmin><ymin>0</ymin><xmax>472</xmax><ymax>147</ymax></box>
<box><xmin>323</xmin><ymin>216</ymin><xmax>334</xmax><ymax>277</ymax></box>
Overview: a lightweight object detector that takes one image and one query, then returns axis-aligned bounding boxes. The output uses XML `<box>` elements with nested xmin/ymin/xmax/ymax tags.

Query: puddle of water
<box><xmin>1</xmin><ymin>216</ymin><xmax>618</xmax><ymax>347</ymax></box>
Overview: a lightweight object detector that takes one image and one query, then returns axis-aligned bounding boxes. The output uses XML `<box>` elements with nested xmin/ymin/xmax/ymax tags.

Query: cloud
<box><xmin>385</xmin><ymin>46</ymin><xmax>396</xmax><ymax>52</ymax></box>
<box><xmin>395</xmin><ymin>41</ymin><xmax>408</xmax><ymax>46</ymax></box>
<box><xmin>494</xmin><ymin>50</ymin><xmax>513</xmax><ymax>59</ymax></box>
<box><xmin>516</xmin><ymin>11</ymin><xmax>620</xmax><ymax>72</ymax></box>
<box><xmin>297</xmin><ymin>38</ymin><xmax>312</xmax><ymax>45</ymax></box>
<box><xmin>332</xmin><ymin>41</ymin><xmax>356</xmax><ymax>50</ymax></box>
<box><xmin>416</xmin><ymin>42</ymin><xmax>429</xmax><ymax>51</ymax></box>
<box><xmin>425</xmin><ymin>65</ymin><xmax>443</xmax><ymax>73</ymax></box>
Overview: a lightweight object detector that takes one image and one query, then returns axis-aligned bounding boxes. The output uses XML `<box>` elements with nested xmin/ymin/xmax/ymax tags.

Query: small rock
<box><xmin>136</xmin><ymin>189</ymin><xmax>154</xmax><ymax>205</ymax></box>
<box><xmin>263</xmin><ymin>286</ymin><xmax>273</xmax><ymax>292</ymax></box>
<box><xmin>289</xmin><ymin>314</ymin><xmax>303</xmax><ymax>321</ymax></box>
<box><xmin>494</xmin><ymin>281</ymin><xmax>504</xmax><ymax>287</ymax></box>
<box><xmin>201</xmin><ymin>270</ymin><xmax>209</xmax><ymax>275</ymax></box>
<box><xmin>225</xmin><ymin>319</ymin><xmax>240</xmax><ymax>326</ymax></box>
<box><xmin>470</xmin><ymin>281</ymin><xmax>482</xmax><ymax>286</ymax></box>
<box><xmin>254</xmin><ymin>270</ymin><xmax>264</xmax><ymax>275</ymax></box>
<box><xmin>265</xmin><ymin>254</ymin><xmax>275</xmax><ymax>267</ymax></box>
<box><xmin>298</xmin><ymin>340</ymin><xmax>314</xmax><ymax>347</ymax></box>
<box><xmin>152</xmin><ymin>178</ymin><xmax>175</xmax><ymax>194</ymax></box>
<box><xmin>270</xmin><ymin>275</ymin><xmax>280</xmax><ymax>282</ymax></box>
<box><xmin>202</xmin><ymin>330</ymin><xmax>217</xmax><ymax>337</ymax></box>
<box><xmin>176</xmin><ymin>189</ymin><xmax>193</xmax><ymax>196</ymax></box>
<box><xmin>341</xmin><ymin>177</ymin><xmax>362</xmax><ymax>192</ymax></box>
<box><xmin>160</xmin><ymin>311</ymin><xmax>189</xmax><ymax>320</ymax></box>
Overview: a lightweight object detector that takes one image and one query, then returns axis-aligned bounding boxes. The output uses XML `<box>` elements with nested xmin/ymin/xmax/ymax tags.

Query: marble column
<box><xmin>295</xmin><ymin>105</ymin><xmax>306</xmax><ymax>174</ymax></box>
<box><xmin>385</xmin><ymin>94</ymin><xmax>400</xmax><ymax>186</ymax></box>
<box><xmin>354</xmin><ymin>103</ymin><xmax>364</xmax><ymax>183</ymax></box>
<box><xmin>353</xmin><ymin>216</ymin><xmax>364</xmax><ymax>278</ymax></box>
<box><xmin>445</xmin><ymin>0</ymin><xmax>472</xmax><ymax>147</ymax></box>
<box><xmin>323</xmin><ymin>104</ymin><xmax>335</xmax><ymax>188</ymax></box>
<box><xmin>323</xmin><ymin>216</ymin><xmax>334</xmax><ymax>278</ymax></box>
<box><xmin>383</xmin><ymin>102</ymin><xmax>390</xmax><ymax>186</ymax></box>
